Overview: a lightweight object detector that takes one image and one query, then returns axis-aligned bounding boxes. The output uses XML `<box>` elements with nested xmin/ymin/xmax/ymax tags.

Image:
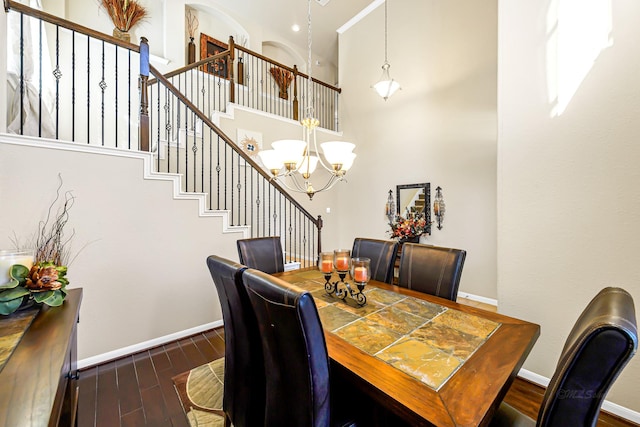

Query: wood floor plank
<box><xmin>164</xmin><ymin>341</ymin><xmax>191</xmax><ymax>375</ymax></box>
<box><xmin>204</xmin><ymin>329</ymin><xmax>225</xmax><ymax>356</ymax></box>
<box><xmin>116</xmin><ymin>356</ymin><xmax>143</xmax><ymax>416</ymax></box>
<box><xmin>149</xmin><ymin>344</ymin><xmax>172</xmax><ymax>373</ymax></box>
<box><xmin>95</xmin><ymin>362</ymin><xmax>120</xmax><ymax>427</ymax></box>
<box><xmin>134</xmin><ymin>350</ymin><xmax>159</xmax><ymax>390</ymax></box>
<box><xmin>120</xmin><ymin>407</ymin><xmax>145</xmax><ymax>427</ymax></box>
<box><xmin>178</xmin><ymin>337</ymin><xmax>208</xmax><ymax>369</ymax></box>
<box><xmin>140</xmin><ymin>384</ymin><xmax>168</xmax><ymax>425</ymax></box>
<box><xmin>191</xmin><ymin>333</ymin><xmax>220</xmax><ymax>361</ymax></box>
<box><xmin>77</xmin><ymin>366</ymin><xmax>98</xmax><ymax>427</ymax></box>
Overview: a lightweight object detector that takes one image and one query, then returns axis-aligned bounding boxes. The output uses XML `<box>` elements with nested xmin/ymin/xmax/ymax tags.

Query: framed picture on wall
<box><xmin>237</xmin><ymin>128</ymin><xmax>263</xmax><ymax>166</ymax></box>
<box><xmin>199</xmin><ymin>33</ymin><xmax>228</xmax><ymax>78</ymax></box>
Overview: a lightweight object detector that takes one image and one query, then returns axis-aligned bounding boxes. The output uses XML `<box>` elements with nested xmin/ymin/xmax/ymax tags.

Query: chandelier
<box><xmin>258</xmin><ymin>0</ymin><xmax>356</xmax><ymax>200</ymax></box>
<box><xmin>373</xmin><ymin>0</ymin><xmax>400</xmax><ymax>100</ymax></box>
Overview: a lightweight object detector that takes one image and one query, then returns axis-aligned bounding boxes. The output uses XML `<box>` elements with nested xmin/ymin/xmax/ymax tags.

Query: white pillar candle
<box><xmin>0</xmin><ymin>250</ymin><xmax>34</xmax><ymax>285</ymax></box>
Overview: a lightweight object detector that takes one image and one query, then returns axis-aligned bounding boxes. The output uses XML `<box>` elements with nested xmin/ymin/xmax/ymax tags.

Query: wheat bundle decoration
<box><xmin>101</xmin><ymin>0</ymin><xmax>148</xmax><ymax>41</ymax></box>
<box><xmin>269</xmin><ymin>67</ymin><xmax>294</xmax><ymax>99</ymax></box>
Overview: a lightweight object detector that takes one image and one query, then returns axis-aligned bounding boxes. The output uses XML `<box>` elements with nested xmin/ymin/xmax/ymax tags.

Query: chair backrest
<box><xmin>243</xmin><ymin>268</ymin><xmax>331</xmax><ymax>427</ymax></box>
<box><xmin>537</xmin><ymin>287</ymin><xmax>638</xmax><ymax>427</ymax></box>
<box><xmin>206</xmin><ymin>256</ymin><xmax>265</xmax><ymax>427</ymax></box>
<box><xmin>351</xmin><ymin>238</ymin><xmax>399</xmax><ymax>284</ymax></box>
<box><xmin>397</xmin><ymin>243</ymin><xmax>466</xmax><ymax>301</ymax></box>
<box><xmin>236</xmin><ymin>236</ymin><xmax>285</xmax><ymax>274</ymax></box>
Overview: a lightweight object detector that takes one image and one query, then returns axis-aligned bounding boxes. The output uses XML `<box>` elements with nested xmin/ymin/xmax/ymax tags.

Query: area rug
<box><xmin>172</xmin><ymin>357</ymin><xmax>226</xmax><ymax>427</ymax></box>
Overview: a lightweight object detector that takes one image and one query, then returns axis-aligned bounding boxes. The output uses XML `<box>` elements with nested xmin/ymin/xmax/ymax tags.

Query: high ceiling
<box><xmin>204</xmin><ymin>0</ymin><xmax>377</xmax><ymax>66</ymax></box>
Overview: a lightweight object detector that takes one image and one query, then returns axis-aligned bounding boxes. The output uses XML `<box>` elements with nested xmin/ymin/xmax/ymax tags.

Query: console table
<box><xmin>0</xmin><ymin>288</ymin><xmax>82</xmax><ymax>427</ymax></box>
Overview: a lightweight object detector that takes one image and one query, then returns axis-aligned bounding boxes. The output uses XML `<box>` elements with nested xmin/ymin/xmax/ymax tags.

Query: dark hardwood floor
<box><xmin>77</xmin><ymin>327</ymin><xmax>637</xmax><ymax>427</ymax></box>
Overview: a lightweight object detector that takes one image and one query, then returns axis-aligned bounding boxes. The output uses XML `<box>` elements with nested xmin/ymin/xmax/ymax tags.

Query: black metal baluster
<box><xmin>87</xmin><ymin>35</ymin><xmax>90</xmax><ymax>144</ymax></box>
<box><xmin>216</xmin><ymin>134</ymin><xmax>221</xmax><ymax>210</ymax></box>
<box><xmin>209</xmin><ymin>127</ymin><xmax>213</xmax><ymax>210</ymax></box>
<box><xmin>193</xmin><ymin>111</ymin><xmax>198</xmax><ymax>192</ymax></box>
<box><xmin>115</xmin><ymin>44</ymin><xmax>118</xmax><ymax>147</ymax></box>
<box><xmin>201</xmin><ymin>116</ymin><xmax>205</xmax><ymax>194</ymax></box>
<box><xmin>244</xmin><ymin>160</ymin><xmax>248</xmax><ymax>225</ymax></box>
<box><xmin>250</xmin><ymin>168</ymin><xmax>254</xmax><ymax>235</ymax></box>
<box><xmin>165</xmin><ymin>87</ymin><xmax>170</xmax><ymax>173</ymax></box>
<box><xmin>38</xmin><ymin>16</ymin><xmax>42</xmax><ymax>137</ymax></box>
<box><xmin>184</xmin><ymin>102</ymin><xmax>188</xmax><ymax>192</ymax></box>
<box><xmin>237</xmin><ymin>153</ymin><xmax>241</xmax><ymax>225</ymax></box>
<box><xmin>19</xmin><ymin>13</ymin><xmax>24</xmax><ymax>135</ymax></box>
<box><xmin>54</xmin><ymin>25</ymin><xmax>60</xmax><ymax>139</ymax></box>
<box><xmin>127</xmin><ymin>49</ymin><xmax>131</xmax><ymax>149</ymax></box>
<box><xmin>100</xmin><ymin>40</ymin><xmax>105</xmax><ymax>145</ymax></box>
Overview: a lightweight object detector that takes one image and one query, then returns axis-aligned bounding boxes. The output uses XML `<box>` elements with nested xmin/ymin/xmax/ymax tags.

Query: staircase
<box><xmin>2</xmin><ymin>1</ymin><xmax>344</xmax><ymax>268</ymax></box>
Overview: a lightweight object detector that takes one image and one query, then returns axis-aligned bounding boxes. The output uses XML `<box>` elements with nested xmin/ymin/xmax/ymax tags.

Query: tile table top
<box><xmin>281</xmin><ymin>270</ymin><xmax>501</xmax><ymax>390</ymax></box>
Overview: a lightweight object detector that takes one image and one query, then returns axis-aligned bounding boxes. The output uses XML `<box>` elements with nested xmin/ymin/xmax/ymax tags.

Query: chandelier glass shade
<box><xmin>257</xmin><ymin>0</ymin><xmax>356</xmax><ymax>200</ymax></box>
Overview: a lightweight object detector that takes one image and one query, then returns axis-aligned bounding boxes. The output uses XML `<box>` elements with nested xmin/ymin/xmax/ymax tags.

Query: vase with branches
<box><xmin>101</xmin><ymin>0</ymin><xmax>148</xmax><ymax>43</ymax></box>
<box><xmin>186</xmin><ymin>9</ymin><xmax>199</xmax><ymax>64</ymax></box>
<box><xmin>0</xmin><ymin>177</ymin><xmax>77</xmax><ymax>315</ymax></box>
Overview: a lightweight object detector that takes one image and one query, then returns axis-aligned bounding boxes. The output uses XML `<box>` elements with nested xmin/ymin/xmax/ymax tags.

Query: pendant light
<box><xmin>373</xmin><ymin>0</ymin><xmax>400</xmax><ymax>100</ymax></box>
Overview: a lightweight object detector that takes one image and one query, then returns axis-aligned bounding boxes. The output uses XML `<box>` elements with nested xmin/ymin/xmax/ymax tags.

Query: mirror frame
<box><xmin>396</xmin><ymin>183</ymin><xmax>431</xmax><ymax>234</ymax></box>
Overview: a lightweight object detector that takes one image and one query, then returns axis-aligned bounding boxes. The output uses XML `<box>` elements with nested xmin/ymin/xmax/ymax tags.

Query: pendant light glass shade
<box><xmin>374</xmin><ymin>62</ymin><xmax>401</xmax><ymax>100</ymax></box>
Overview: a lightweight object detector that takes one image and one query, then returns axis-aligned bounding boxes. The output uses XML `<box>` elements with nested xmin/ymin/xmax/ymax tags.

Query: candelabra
<box><xmin>318</xmin><ymin>251</ymin><xmax>369</xmax><ymax>306</ymax></box>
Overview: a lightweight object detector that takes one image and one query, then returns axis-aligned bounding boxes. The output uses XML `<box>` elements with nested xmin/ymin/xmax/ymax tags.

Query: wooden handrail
<box><xmin>147</xmin><ymin>62</ymin><xmax>321</xmax><ymax>228</ymax></box>
<box><xmin>235</xmin><ymin>45</ymin><xmax>341</xmax><ymax>93</ymax></box>
<box><xmin>148</xmin><ymin>51</ymin><xmax>230</xmax><ymax>85</ymax></box>
<box><xmin>4</xmin><ymin>0</ymin><xmax>141</xmax><ymax>52</ymax></box>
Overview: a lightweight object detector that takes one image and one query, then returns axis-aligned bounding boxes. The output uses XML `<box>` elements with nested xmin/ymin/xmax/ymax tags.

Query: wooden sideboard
<box><xmin>0</xmin><ymin>288</ymin><xmax>82</xmax><ymax>427</ymax></box>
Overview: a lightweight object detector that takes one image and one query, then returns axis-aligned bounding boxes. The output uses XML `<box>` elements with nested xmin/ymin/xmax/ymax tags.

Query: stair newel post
<box><xmin>138</xmin><ymin>37</ymin><xmax>150</xmax><ymax>152</ymax></box>
<box><xmin>316</xmin><ymin>214</ymin><xmax>323</xmax><ymax>264</ymax></box>
<box><xmin>228</xmin><ymin>36</ymin><xmax>235</xmax><ymax>104</ymax></box>
<box><xmin>293</xmin><ymin>65</ymin><xmax>299</xmax><ymax>122</ymax></box>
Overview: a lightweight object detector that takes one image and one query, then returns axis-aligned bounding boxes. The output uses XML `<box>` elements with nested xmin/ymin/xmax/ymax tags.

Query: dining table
<box><xmin>273</xmin><ymin>267</ymin><xmax>540</xmax><ymax>427</ymax></box>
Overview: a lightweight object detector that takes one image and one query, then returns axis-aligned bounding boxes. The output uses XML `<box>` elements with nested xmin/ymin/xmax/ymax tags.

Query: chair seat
<box><xmin>491</xmin><ymin>403</ymin><xmax>535</xmax><ymax>427</ymax></box>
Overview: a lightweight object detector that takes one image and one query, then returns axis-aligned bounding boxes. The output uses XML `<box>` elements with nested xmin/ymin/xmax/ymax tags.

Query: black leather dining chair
<box><xmin>206</xmin><ymin>256</ymin><xmax>265</xmax><ymax>427</ymax></box>
<box><xmin>491</xmin><ymin>287</ymin><xmax>638</xmax><ymax>427</ymax></box>
<box><xmin>397</xmin><ymin>243</ymin><xmax>466</xmax><ymax>301</ymax></box>
<box><xmin>351</xmin><ymin>238</ymin><xmax>399</xmax><ymax>284</ymax></box>
<box><xmin>236</xmin><ymin>236</ymin><xmax>285</xmax><ymax>274</ymax></box>
<box><xmin>242</xmin><ymin>268</ymin><xmax>356</xmax><ymax>427</ymax></box>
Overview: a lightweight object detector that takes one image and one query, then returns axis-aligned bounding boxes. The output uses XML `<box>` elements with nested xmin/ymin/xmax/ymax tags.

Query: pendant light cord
<box><xmin>384</xmin><ymin>0</ymin><xmax>388</xmax><ymax>64</ymax></box>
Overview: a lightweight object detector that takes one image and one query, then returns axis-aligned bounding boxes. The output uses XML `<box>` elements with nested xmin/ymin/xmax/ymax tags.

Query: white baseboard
<box><xmin>457</xmin><ymin>291</ymin><xmax>498</xmax><ymax>307</ymax></box>
<box><xmin>518</xmin><ymin>368</ymin><xmax>640</xmax><ymax>423</ymax></box>
<box><xmin>284</xmin><ymin>261</ymin><xmax>301</xmax><ymax>271</ymax></box>
<box><xmin>78</xmin><ymin>320</ymin><xmax>223</xmax><ymax>370</ymax></box>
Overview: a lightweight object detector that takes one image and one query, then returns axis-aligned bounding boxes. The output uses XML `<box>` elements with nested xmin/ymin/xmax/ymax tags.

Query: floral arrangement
<box><xmin>101</xmin><ymin>0</ymin><xmax>148</xmax><ymax>32</ymax></box>
<box><xmin>0</xmin><ymin>179</ymin><xmax>74</xmax><ymax>315</ymax></box>
<box><xmin>269</xmin><ymin>67</ymin><xmax>293</xmax><ymax>99</ymax></box>
<box><xmin>389</xmin><ymin>212</ymin><xmax>430</xmax><ymax>240</ymax></box>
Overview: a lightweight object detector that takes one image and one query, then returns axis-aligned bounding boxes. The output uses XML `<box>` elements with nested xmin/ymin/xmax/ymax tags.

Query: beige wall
<box><xmin>337</xmin><ymin>0</ymin><xmax>498</xmax><ymax>299</ymax></box>
<box><xmin>498</xmin><ymin>0</ymin><xmax>640</xmax><ymax>413</ymax></box>
<box><xmin>0</xmin><ymin>138</ymin><xmax>241</xmax><ymax>360</ymax></box>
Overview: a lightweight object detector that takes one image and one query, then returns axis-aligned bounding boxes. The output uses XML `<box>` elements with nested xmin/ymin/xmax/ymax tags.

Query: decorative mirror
<box><xmin>396</xmin><ymin>183</ymin><xmax>431</xmax><ymax>231</ymax></box>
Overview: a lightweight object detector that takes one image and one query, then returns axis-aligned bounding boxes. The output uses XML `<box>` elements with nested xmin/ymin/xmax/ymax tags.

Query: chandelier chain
<box><xmin>306</xmin><ymin>0</ymin><xmax>313</xmax><ymax>117</ymax></box>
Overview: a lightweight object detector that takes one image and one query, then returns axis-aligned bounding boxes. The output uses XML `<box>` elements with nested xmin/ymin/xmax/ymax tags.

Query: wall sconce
<box><xmin>385</xmin><ymin>189</ymin><xmax>396</xmax><ymax>224</ymax></box>
<box><xmin>434</xmin><ymin>186</ymin><xmax>445</xmax><ymax>230</ymax></box>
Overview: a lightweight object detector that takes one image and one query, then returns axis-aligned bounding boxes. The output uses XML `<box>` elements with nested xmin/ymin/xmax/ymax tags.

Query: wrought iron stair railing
<box><xmin>151</xmin><ymin>36</ymin><xmax>342</xmax><ymax>133</ymax></box>
<box><xmin>2</xmin><ymin>0</ymin><xmax>323</xmax><ymax>267</ymax></box>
